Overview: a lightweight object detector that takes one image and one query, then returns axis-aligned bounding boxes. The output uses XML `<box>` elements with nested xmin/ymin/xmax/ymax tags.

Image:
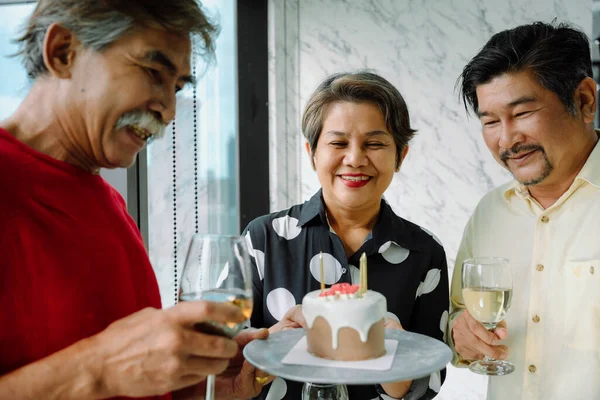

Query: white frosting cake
<box><xmin>302</xmin><ymin>285</ymin><xmax>387</xmax><ymax>349</ymax></box>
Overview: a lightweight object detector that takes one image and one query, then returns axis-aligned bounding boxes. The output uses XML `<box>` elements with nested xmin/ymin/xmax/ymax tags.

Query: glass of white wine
<box><xmin>179</xmin><ymin>234</ymin><xmax>253</xmax><ymax>400</ymax></box>
<box><xmin>461</xmin><ymin>257</ymin><xmax>514</xmax><ymax>376</ymax></box>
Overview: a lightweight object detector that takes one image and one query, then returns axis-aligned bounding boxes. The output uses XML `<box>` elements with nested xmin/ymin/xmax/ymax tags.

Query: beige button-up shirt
<box><xmin>449</xmin><ymin>136</ymin><xmax>600</xmax><ymax>400</ymax></box>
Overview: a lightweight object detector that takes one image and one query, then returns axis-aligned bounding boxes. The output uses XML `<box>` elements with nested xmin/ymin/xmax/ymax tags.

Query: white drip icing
<box><xmin>302</xmin><ymin>290</ymin><xmax>387</xmax><ymax>349</ymax></box>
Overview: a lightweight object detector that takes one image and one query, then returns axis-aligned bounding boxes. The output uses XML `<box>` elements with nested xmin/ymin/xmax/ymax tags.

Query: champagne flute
<box><xmin>461</xmin><ymin>257</ymin><xmax>514</xmax><ymax>376</ymax></box>
<box><xmin>301</xmin><ymin>382</ymin><xmax>348</xmax><ymax>400</ymax></box>
<box><xmin>179</xmin><ymin>234</ymin><xmax>253</xmax><ymax>400</ymax></box>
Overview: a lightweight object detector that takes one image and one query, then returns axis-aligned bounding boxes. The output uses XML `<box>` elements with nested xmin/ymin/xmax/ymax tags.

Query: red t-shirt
<box><xmin>0</xmin><ymin>128</ymin><xmax>170</xmax><ymax>400</ymax></box>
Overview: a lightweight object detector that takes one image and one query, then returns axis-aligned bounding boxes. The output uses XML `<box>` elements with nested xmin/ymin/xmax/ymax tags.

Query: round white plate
<box><xmin>243</xmin><ymin>329</ymin><xmax>451</xmax><ymax>384</ymax></box>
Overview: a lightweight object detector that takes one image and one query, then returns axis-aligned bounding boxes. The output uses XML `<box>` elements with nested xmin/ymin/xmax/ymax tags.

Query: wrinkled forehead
<box><xmin>475</xmin><ymin>71</ymin><xmax>544</xmax><ymax>112</ymax></box>
<box><xmin>125</xmin><ymin>25</ymin><xmax>193</xmax><ymax>73</ymax></box>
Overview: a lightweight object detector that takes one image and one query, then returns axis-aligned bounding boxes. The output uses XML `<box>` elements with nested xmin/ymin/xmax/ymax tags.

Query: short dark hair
<box><xmin>15</xmin><ymin>0</ymin><xmax>218</xmax><ymax>80</ymax></box>
<box><xmin>302</xmin><ymin>70</ymin><xmax>416</xmax><ymax>169</ymax></box>
<box><xmin>458</xmin><ymin>21</ymin><xmax>592</xmax><ymax>115</ymax></box>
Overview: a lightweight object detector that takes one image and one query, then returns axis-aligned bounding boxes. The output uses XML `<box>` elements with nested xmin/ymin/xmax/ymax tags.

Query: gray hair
<box><xmin>15</xmin><ymin>0</ymin><xmax>218</xmax><ymax>80</ymax></box>
<box><xmin>302</xmin><ymin>71</ymin><xmax>416</xmax><ymax>169</ymax></box>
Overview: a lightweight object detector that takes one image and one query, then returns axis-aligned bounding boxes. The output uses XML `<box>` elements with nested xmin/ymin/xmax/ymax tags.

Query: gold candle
<box><xmin>360</xmin><ymin>252</ymin><xmax>367</xmax><ymax>295</ymax></box>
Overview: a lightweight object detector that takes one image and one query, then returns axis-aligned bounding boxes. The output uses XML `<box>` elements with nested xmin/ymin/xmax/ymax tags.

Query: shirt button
<box><xmin>529</xmin><ymin>365</ymin><xmax>537</xmax><ymax>373</ymax></box>
<box><xmin>536</xmin><ymin>264</ymin><xmax>544</xmax><ymax>272</ymax></box>
<box><xmin>540</xmin><ymin>215</ymin><xmax>549</xmax><ymax>223</ymax></box>
<box><xmin>532</xmin><ymin>315</ymin><xmax>540</xmax><ymax>323</ymax></box>
<box><xmin>591</xmin><ymin>266</ymin><xmax>595</xmax><ymax>275</ymax></box>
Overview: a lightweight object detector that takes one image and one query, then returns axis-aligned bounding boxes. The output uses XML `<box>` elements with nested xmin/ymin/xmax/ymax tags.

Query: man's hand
<box><xmin>95</xmin><ymin>301</ymin><xmax>246</xmax><ymax>398</ymax></box>
<box><xmin>174</xmin><ymin>328</ymin><xmax>275</xmax><ymax>400</ymax></box>
<box><xmin>268</xmin><ymin>305</ymin><xmax>306</xmax><ymax>334</ymax></box>
<box><xmin>452</xmin><ymin>310</ymin><xmax>509</xmax><ymax>360</ymax></box>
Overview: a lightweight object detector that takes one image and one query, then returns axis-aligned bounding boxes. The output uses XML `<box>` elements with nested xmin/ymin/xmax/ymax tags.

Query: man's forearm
<box><xmin>0</xmin><ymin>335</ymin><xmax>106</xmax><ymax>400</ymax></box>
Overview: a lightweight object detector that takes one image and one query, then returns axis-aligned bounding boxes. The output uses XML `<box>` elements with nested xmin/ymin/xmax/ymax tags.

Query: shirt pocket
<box><xmin>561</xmin><ymin>260</ymin><xmax>600</xmax><ymax>351</ymax></box>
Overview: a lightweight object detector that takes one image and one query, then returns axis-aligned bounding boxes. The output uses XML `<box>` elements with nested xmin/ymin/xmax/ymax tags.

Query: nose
<box><xmin>498</xmin><ymin>120</ymin><xmax>523</xmax><ymax>151</ymax></box>
<box><xmin>148</xmin><ymin>88</ymin><xmax>177</xmax><ymax>125</ymax></box>
<box><xmin>343</xmin><ymin>143</ymin><xmax>368</xmax><ymax>168</ymax></box>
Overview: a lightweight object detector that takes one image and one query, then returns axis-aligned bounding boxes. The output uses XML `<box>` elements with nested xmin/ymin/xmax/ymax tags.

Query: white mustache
<box><xmin>115</xmin><ymin>111</ymin><xmax>167</xmax><ymax>141</ymax></box>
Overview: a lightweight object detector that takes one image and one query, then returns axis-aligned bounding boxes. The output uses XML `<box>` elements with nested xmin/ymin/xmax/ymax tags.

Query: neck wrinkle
<box><xmin>324</xmin><ymin>199</ymin><xmax>380</xmax><ymax>233</ymax></box>
<box><xmin>1</xmin><ymin>79</ymin><xmax>101</xmax><ymax>174</ymax></box>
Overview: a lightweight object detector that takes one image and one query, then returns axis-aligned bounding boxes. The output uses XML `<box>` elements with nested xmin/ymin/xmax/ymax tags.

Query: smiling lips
<box><xmin>339</xmin><ymin>174</ymin><xmax>372</xmax><ymax>188</ymax></box>
<box><xmin>129</xmin><ymin>125</ymin><xmax>153</xmax><ymax>141</ymax></box>
<box><xmin>506</xmin><ymin>149</ymin><xmax>537</xmax><ymax>165</ymax></box>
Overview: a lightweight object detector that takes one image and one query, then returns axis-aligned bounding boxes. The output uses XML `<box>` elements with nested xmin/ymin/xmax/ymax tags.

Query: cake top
<box><xmin>302</xmin><ymin>285</ymin><xmax>387</xmax><ymax>344</ymax></box>
<box><xmin>318</xmin><ymin>282</ymin><xmax>359</xmax><ymax>297</ymax></box>
<box><xmin>304</xmin><ymin>286</ymin><xmax>386</xmax><ymax>304</ymax></box>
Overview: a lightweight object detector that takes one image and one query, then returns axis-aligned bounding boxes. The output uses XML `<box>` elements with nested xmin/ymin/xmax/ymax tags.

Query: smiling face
<box><xmin>476</xmin><ymin>69</ymin><xmax>595</xmax><ymax>187</ymax></box>
<box><xmin>65</xmin><ymin>25</ymin><xmax>192</xmax><ymax>168</ymax></box>
<box><xmin>307</xmin><ymin>101</ymin><xmax>407</xmax><ymax>212</ymax></box>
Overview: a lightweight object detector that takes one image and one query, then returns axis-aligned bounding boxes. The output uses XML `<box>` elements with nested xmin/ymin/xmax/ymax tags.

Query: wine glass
<box><xmin>179</xmin><ymin>234</ymin><xmax>253</xmax><ymax>400</ymax></box>
<box><xmin>301</xmin><ymin>382</ymin><xmax>349</xmax><ymax>400</ymax></box>
<box><xmin>461</xmin><ymin>257</ymin><xmax>514</xmax><ymax>375</ymax></box>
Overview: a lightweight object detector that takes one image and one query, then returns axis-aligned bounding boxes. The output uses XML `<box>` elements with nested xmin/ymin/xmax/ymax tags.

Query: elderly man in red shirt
<box><xmin>0</xmin><ymin>1</ymin><xmax>270</xmax><ymax>399</ymax></box>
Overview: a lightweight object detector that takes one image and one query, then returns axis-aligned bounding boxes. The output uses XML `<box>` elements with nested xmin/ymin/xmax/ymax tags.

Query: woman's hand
<box><xmin>381</xmin><ymin>317</ymin><xmax>412</xmax><ymax>398</ymax></box>
<box><xmin>384</xmin><ymin>317</ymin><xmax>404</xmax><ymax>331</ymax></box>
<box><xmin>268</xmin><ymin>305</ymin><xmax>306</xmax><ymax>334</ymax></box>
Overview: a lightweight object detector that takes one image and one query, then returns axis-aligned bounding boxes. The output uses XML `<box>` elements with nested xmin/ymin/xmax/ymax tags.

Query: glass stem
<box><xmin>205</xmin><ymin>374</ymin><xmax>215</xmax><ymax>400</ymax></box>
<box><xmin>485</xmin><ymin>327</ymin><xmax>497</xmax><ymax>363</ymax></box>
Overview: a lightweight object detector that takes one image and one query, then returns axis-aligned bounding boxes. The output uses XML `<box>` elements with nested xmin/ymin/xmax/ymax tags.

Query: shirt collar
<box><xmin>297</xmin><ymin>190</ymin><xmax>424</xmax><ymax>252</ymax></box>
<box><xmin>297</xmin><ymin>189</ymin><xmax>327</xmax><ymax>227</ymax></box>
<box><xmin>503</xmin><ymin>180</ymin><xmax>527</xmax><ymax>202</ymax></box>
<box><xmin>577</xmin><ymin>132</ymin><xmax>600</xmax><ymax>190</ymax></box>
<box><xmin>503</xmin><ymin>130</ymin><xmax>600</xmax><ymax>202</ymax></box>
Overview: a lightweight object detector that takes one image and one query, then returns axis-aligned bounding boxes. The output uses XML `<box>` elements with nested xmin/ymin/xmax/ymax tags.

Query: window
<box><xmin>0</xmin><ymin>3</ymin><xmax>35</xmax><ymax>120</ymax></box>
<box><xmin>146</xmin><ymin>0</ymin><xmax>239</xmax><ymax>305</ymax></box>
<box><xmin>146</xmin><ymin>0</ymin><xmax>269</xmax><ymax>306</ymax></box>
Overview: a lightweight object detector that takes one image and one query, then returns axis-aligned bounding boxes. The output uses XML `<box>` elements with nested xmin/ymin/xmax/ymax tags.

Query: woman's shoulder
<box><xmin>243</xmin><ymin>202</ymin><xmax>307</xmax><ymax>236</ymax></box>
<box><xmin>385</xmin><ymin>208</ymin><xmax>445</xmax><ymax>255</ymax></box>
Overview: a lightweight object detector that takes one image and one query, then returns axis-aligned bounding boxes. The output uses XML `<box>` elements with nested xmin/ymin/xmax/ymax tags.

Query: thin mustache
<box><xmin>500</xmin><ymin>145</ymin><xmax>543</xmax><ymax>161</ymax></box>
<box><xmin>115</xmin><ymin>111</ymin><xmax>167</xmax><ymax>140</ymax></box>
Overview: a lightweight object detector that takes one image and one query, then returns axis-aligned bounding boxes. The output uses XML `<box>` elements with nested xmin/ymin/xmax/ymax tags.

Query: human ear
<box><xmin>42</xmin><ymin>23</ymin><xmax>79</xmax><ymax>79</ymax></box>
<box><xmin>305</xmin><ymin>140</ymin><xmax>316</xmax><ymax>170</ymax></box>
<box><xmin>396</xmin><ymin>145</ymin><xmax>409</xmax><ymax>171</ymax></box>
<box><xmin>575</xmin><ymin>77</ymin><xmax>596</xmax><ymax>124</ymax></box>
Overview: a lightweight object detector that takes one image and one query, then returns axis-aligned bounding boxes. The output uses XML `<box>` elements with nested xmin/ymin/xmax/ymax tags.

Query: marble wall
<box><xmin>267</xmin><ymin>0</ymin><xmax>591</xmax><ymax>398</ymax></box>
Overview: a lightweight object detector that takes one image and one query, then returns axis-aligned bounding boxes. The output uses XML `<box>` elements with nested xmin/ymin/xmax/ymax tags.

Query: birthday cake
<box><xmin>302</xmin><ymin>282</ymin><xmax>387</xmax><ymax>360</ymax></box>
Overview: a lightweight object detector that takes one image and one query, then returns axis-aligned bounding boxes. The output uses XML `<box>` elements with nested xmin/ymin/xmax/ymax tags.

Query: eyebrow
<box><xmin>144</xmin><ymin>50</ymin><xmax>196</xmax><ymax>86</ymax></box>
<box><xmin>476</xmin><ymin>96</ymin><xmax>538</xmax><ymax>118</ymax></box>
<box><xmin>324</xmin><ymin>130</ymin><xmax>391</xmax><ymax>137</ymax></box>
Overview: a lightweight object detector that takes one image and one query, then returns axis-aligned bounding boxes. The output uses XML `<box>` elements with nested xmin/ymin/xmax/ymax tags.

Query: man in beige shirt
<box><xmin>449</xmin><ymin>21</ymin><xmax>600</xmax><ymax>399</ymax></box>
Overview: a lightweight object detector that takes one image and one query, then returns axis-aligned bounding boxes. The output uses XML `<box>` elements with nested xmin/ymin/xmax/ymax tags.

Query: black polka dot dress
<box><xmin>243</xmin><ymin>190</ymin><xmax>449</xmax><ymax>400</ymax></box>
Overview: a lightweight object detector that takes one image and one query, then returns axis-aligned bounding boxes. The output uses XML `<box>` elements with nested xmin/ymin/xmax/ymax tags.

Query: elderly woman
<box><xmin>244</xmin><ymin>71</ymin><xmax>449</xmax><ymax>400</ymax></box>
